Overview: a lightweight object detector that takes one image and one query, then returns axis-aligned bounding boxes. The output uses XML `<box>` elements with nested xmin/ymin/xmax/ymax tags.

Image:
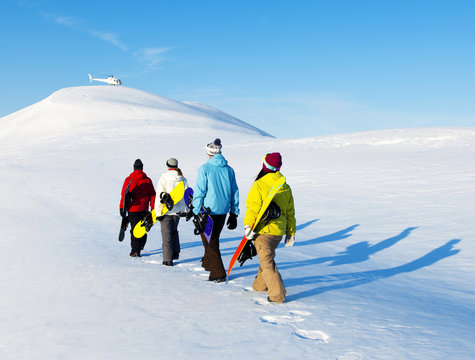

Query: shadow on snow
<box><xmin>226</xmin><ymin>222</ymin><xmax>461</xmax><ymax>302</ymax></box>
<box><xmin>285</xmin><ymin>238</ymin><xmax>461</xmax><ymax>301</ymax></box>
<box><xmin>141</xmin><ymin>219</ymin><xmax>460</xmax><ymax>302</ymax></box>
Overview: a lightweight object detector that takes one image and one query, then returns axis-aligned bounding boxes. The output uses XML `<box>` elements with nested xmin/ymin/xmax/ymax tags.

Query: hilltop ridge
<box><xmin>0</xmin><ymin>86</ymin><xmax>272</xmax><ymax>151</ymax></box>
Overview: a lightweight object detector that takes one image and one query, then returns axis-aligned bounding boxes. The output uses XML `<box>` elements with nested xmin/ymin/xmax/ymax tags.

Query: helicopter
<box><xmin>88</xmin><ymin>74</ymin><xmax>122</xmax><ymax>86</ymax></box>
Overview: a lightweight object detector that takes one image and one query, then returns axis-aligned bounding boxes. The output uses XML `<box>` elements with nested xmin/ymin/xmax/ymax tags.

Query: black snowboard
<box><xmin>119</xmin><ymin>179</ymin><xmax>133</xmax><ymax>241</ymax></box>
<box><xmin>119</xmin><ymin>216</ymin><xmax>129</xmax><ymax>242</ymax></box>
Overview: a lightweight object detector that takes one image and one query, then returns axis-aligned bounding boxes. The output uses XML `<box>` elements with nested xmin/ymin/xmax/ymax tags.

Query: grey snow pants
<box><xmin>160</xmin><ymin>215</ymin><xmax>180</xmax><ymax>262</ymax></box>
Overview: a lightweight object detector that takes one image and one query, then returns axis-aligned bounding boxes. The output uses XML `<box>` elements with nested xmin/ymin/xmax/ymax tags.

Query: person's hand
<box><xmin>226</xmin><ymin>213</ymin><xmax>238</xmax><ymax>230</ymax></box>
<box><xmin>244</xmin><ymin>225</ymin><xmax>256</xmax><ymax>240</ymax></box>
<box><xmin>284</xmin><ymin>235</ymin><xmax>295</xmax><ymax>247</ymax></box>
<box><xmin>143</xmin><ymin>211</ymin><xmax>154</xmax><ymax>231</ymax></box>
<box><xmin>120</xmin><ymin>209</ymin><xmax>126</xmax><ymax>218</ymax></box>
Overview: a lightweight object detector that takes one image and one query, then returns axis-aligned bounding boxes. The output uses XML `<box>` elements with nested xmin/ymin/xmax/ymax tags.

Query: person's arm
<box><xmin>119</xmin><ymin>176</ymin><xmax>130</xmax><ymax>210</ymax></box>
<box><xmin>149</xmin><ymin>179</ymin><xmax>156</xmax><ymax>211</ymax></box>
<box><xmin>286</xmin><ymin>186</ymin><xmax>296</xmax><ymax>236</ymax></box>
<box><xmin>229</xmin><ymin>168</ymin><xmax>240</xmax><ymax>215</ymax></box>
<box><xmin>244</xmin><ymin>182</ymin><xmax>262</xmax><ymax>228</ymax></box>
<box><xmin>156</xmin><ymin>174</ymin><xmax>166</xmax><ymax>195</ymax></box>
<box><xmin>192</xmin><ymin>166</ymin><xmax>207</xmax><ymax>214</ymax></box>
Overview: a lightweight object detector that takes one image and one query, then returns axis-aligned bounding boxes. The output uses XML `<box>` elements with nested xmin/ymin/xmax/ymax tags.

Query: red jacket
<box><xmin>120</xmin><ymin>170</ymin><xmax>156</xmax><ymax>212</ymax></box>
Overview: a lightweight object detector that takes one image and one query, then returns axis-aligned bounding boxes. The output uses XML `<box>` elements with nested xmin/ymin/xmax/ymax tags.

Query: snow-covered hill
<box><xmin>1</xmin><ymin>86</ymin><xmax>474</xmax><ymax>360</ymax></box>
<box><xmin>0</xmin><ymin>86</ymin><xmax>272</xmax><ymax>153</ymax></box>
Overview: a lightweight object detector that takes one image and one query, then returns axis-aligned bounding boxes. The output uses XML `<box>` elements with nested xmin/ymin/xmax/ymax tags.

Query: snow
<box><xmin>0</xmin><ymin>86</ymin><xmax>474</xmax><ymax>359</ymax></box>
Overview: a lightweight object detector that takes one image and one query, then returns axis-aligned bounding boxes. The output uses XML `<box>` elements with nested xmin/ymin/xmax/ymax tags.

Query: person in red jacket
<box><xmin>120</xmin><ymin>159</ymin><xmax>156</xmax><ymax>257</ymax></box>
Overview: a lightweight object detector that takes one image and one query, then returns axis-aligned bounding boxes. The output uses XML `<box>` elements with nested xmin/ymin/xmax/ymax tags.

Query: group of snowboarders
<box><xmin>119</xmin><ymin>138</ymin><xmax>296</xmax><ymax>303</ymax></box>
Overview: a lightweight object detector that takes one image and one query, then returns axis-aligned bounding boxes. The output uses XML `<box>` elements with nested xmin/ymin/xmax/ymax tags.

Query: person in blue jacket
<box><xmin>192</xmin><ymin>138</ymin><xmax>239</xmax><ymax>282</ymax></box>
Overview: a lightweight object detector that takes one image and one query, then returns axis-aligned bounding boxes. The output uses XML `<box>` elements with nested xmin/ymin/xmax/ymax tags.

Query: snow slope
<box><xmin>0</xmin><ymin>86</ymin><xmax>272</xmax><ymax>153</ymax></box>
<box><xmin>0</xmin><ymin>86</ymin><xmax>474</xmax><ymax>360</ymax></box>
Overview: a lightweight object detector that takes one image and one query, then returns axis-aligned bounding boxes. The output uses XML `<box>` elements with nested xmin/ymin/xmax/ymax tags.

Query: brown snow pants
<box><xmin>252</xmin><ymin>234</ymin><xmax>286</xmax><ymax>303</ymax></box>
<box><xmin>200</xmin><ymin>214</ymin><xmax>227</xmax><ymax>280</ymax></box>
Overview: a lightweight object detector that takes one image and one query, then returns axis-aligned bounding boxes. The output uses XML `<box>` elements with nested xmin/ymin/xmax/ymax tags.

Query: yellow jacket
<box><xmin>244</xmin><ymin>172</ymin><xmax>296</xmax><ymax>236</ymax></box>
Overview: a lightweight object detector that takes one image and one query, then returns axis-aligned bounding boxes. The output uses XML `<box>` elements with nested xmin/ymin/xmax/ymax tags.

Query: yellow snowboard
<box><xmin>132</xmin><ymin>181</ymin><xmax>185</xmax><ymax>238</ymax></box>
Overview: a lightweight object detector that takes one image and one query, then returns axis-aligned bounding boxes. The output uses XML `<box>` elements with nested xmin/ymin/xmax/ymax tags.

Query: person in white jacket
<box><xmin>156</xmin><ymin>158</ymin><xmax>188</xmax><ymax>266</ymax></box>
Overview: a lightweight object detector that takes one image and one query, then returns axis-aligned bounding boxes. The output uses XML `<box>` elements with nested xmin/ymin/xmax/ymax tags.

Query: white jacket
<box><xmin>156</xmin><ymin>169</ymin><xmax>188</xmax><ymax>215</ymax></box>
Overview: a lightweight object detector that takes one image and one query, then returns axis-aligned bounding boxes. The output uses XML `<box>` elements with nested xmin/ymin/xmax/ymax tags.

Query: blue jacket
<box><xmin>192</xmin><ymin>154</ymin><xmax>239</xmax><ymax>215</ymax></box>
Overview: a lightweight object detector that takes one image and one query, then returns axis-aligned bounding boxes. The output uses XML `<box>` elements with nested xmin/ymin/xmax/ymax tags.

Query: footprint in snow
<box><xmin>260</xmin><ymin>315</ymin><xmax>305</xmax><ymax>325</ymax></box>
<box><xmin>336</xmin><ymin>352</ymin><xmax>364</xmax><ymax>360</ymax></box>
<box><xmin>257</xmin><ymin>304</ymin><xmax>328</xmax><ymax>342</ymax></box>
<box><xmin>252</xmin><ymin>297</ymin><xmax>271</xmax><ymax>306</ymax></box>
<box><xmin>259</xmin><ymin>309</ymin><xmax>310</xmax><ymax>326</ymax></box>
<box><xmin>288</xmin><ymin>310</ymin><xmax>312</xmax><ymax>317</ymax></box>
<box><xmin>292</xmin><ymin>328</ymin><xmax>330</xmax><ymax>343</ymax></box>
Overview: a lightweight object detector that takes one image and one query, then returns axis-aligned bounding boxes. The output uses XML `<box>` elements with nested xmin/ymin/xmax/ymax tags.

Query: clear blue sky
<box><xmin>1</xmin><ymin>0</ymin><xmax>474</xmax><ymax>138</ymax></box>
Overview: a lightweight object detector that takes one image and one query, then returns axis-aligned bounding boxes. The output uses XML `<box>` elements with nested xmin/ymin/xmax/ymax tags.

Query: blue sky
<box><xmin>1</xmin><ymin>0</ymin><xmax>475</xmax><ymax>138</ymax></box>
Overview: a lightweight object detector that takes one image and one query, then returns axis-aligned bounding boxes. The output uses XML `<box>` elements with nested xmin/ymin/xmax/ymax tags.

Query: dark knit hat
<box><xmin>206</xmin><ymin>138</ymin><xmax>222</xmax><ymax>156</ymax></box>
<box><xmin>262</xmin><ymin>152</ymin><xmax>282</xmax><ymax>172</ymax></box>
<box><xmin>166</xmin><ymin>158</ymin><xmax>178</xmax><ymax>168</ymax></box>
<box><xmin>133</xmin><ymin>159</ymin><xmax>143</xmax><ymax>170</ymax></box>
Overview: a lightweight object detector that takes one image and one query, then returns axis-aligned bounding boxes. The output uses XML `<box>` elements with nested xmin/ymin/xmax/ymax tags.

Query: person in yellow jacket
<box><xmin>244</xmin><ymin>152</ymin><xmax>296</xmax><ymax>303</ymax></box>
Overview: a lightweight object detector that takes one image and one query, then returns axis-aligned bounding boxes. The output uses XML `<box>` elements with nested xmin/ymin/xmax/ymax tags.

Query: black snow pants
<box><xmin>128</xmin><ymin>211</ymin><xmax>148</xmax><ymax>255</ymax></box>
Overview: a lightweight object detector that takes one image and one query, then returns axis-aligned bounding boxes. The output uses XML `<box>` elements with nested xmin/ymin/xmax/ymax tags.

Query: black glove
<box><xmin>192</xmin><ymin>210</ymin><xmax>209</xmax><ymax>235</ymax></box>
<box><xmin>185</xmin><ymin>203</ymin><xmax>194</xmax><ymax>221</ymax></box>
<box><xmin>237</xmin><ymin>240</ymin><xmax>257</xmax><ymax>266</ymax></box>
<box><xmin>160</xmin><ymin>192</ymin><xmax>174</xmax><ymax>211</ymax></box>
<box><xmin>142</xmin><ymin>211</ymin><xmax>154</xmax><ymax>232</ymax></box>
<box><xmin>120</xmin><ymin>208</ymin><xmax>126</xmax><ymax>218</ymax></box>
<box><xmin>226</xmin><ymin>213</ymin><xmax>237</xmax><ymax>230</ymax></box>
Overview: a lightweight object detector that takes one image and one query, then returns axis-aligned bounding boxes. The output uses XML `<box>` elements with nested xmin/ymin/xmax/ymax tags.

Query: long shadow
<box><xmin>285</xmin><ymin>239</ymin><xmax>461</xmax><ymax>302</ymax></box>
<box><xmin>290</xmin><ymin>224</ymin><xmax>360</xmax><ymax>247</ymax></box>
<box><xmin>296</xmin><ymin>218</ymin><xmax>319</xmax><ymax>231</ymax></box>
<box><xmin>272</xmin><ymin>227</ymin><xmax>417</xmax><ymax>272</ymax></box>
<box><xmin>223</xmin><ymin>222</ymin><xmax>355</xmax><ymax>256</ymax></box>
<box><xmin>225</xmin><ymin>223</ymin><xmax>361</xmax><ymax>280</ymax></box>
<box><xmin>328</xmin><ymin>226</ymin><xmax>417</xmax><ymax>266</ymax></box>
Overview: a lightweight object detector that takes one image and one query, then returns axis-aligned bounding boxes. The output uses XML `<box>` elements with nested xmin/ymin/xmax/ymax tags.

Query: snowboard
<box><xmin>201</xmin><ymin>207</ymin><xmax>214</xmax><ymax>243</ymax></box>
<box><xmin>132</xmin><ymin>180</ymin><xmax>185</xmax><ymax>239</ymax></box>
<box><xmin>119</xmin><ymin>217</ymin><xmax>128</xmax><ymax>242</ymax></box>
<box><xmin>226</xmin><ymin>176</ymin><xmax>286</xmax><ymax>282</ymax></box>
<box><xmin>119</xmin><ymin>178</ymin><xmax>133</xmax><ymax>242</ymax></box>
<box><xmin>184</xmin><ymin>187</ymin><xmax>213</xmax><ymax>243</ymax></box>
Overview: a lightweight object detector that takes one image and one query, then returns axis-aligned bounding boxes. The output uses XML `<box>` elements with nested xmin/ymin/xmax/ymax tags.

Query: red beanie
<box><xmin>262</xmin><ymin>152</ymin><xmax>282</xmax><ymax>172</ymax></box>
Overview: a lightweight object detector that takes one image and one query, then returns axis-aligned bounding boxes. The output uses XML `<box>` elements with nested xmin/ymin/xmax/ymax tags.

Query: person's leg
<box><xmin>252</xmin><ymin>266</ymin><xmax>268</xmax><ymax>291</ymax></box>
<box><xmin>128</xmin><ymin>211</ymin><xmax>147</xmax><ymax>256</ymax></box>
<box><xmin>200</xmin><ymin>232</ymin><xmax>210</xmax><ymax>269</ymax></box>
<box><xmin>254</xmin><ymin>234</ymin><xmax>286</xmax><ymax>302</ymax></box>
<box><xmin>171</xmin><ymin>216</ymin><xmax>180</xmax><ymax>260</ymax></box>
<box><xmin>160</xmin><ymin>216</ymin><xmax>174</xmax><ymax>264</ymax></box>
<box><xmin>207</xmin><ymin>214</ymin><xmax>227</xmax><ymax>281</ymax></box>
